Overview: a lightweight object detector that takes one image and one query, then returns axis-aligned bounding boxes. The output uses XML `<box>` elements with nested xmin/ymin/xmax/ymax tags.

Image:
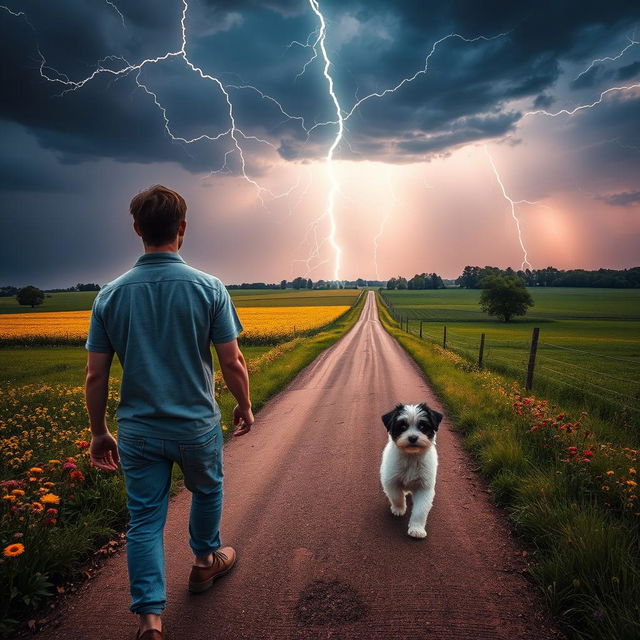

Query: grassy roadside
<box><xmin>376</xmin><ymin>292</ymin><xmax>639</xmax><ymax>640</ymax></box>
<box><xmin>0</xmin><ymin>292</ymin><xmax>365</xmax><ymax>636</ymax></box>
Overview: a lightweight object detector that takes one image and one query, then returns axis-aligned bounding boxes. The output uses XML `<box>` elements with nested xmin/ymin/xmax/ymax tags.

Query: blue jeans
<box><xmin>117</xmin><ymin>425</ymin><xmax>224</xmax><ymax>615</ymax></box>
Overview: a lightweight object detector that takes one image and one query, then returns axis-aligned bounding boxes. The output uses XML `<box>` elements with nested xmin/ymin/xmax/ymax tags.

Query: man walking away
<box><xmin>84</xmin><ymin>185</ymin><xmax>254</xmax><ymax>640</ymax></box>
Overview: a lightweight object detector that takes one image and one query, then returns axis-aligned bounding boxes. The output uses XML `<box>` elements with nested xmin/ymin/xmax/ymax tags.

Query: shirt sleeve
<box><xmin>85</xmin><ymin>297</ymin><xmax>114</xmax><ymax>353</ymax></box>
<box><xmin>210</xmin><ymin>286</ymin><xmax>243</xmax><ymax>344</ymax></box>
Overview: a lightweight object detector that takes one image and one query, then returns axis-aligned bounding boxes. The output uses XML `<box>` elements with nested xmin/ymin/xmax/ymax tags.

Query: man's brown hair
<box><xmin>130</xmin><ymin>185</ymin><xmax>187</xmax><ymax>246</ymax></box>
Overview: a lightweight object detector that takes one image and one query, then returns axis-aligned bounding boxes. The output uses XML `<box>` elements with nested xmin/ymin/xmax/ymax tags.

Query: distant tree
<box><xmin>356</xmin><ymin>278</ymin><xmax>366</xmax><ymax>287</ymax></box>
<box><xmin>76</xmin><ymin>283</ymin><xmax>101</xmax><ymax>292</ymax></box>
<box><xmin>292</xmin><ymin>277</ymin><xmax>305</xmax><ymax>290</ymax></box>
<box><xmin>306</xmin><ymin>278</ymin><xmax>313</xmax><ymax>289</ymax></box>
<box><xmin>16</xmin><ymin>285</ymin><xmax>45</xmax><ymax>308</ymax></box>
<box><xmin>0</xmin><ymin>286</ymin><xmax>18</xmax><ymax>297</ymax></box>
<box><xmin>456</xmin><ymin>265</ymin><xmax>481</xmax><ymax>288</ymax></box>
<box><xmin>280</xmin><ymin>279</ymin><xmax>287</xmax><ymax>289</ymax></box>
<box><xmin>386</xmin><ymin>277</ymin><xmax>397</xmax><ymax>290</ymax></box>
<box><xmin>479</xmin><ymin>275</ymin><xmax>533</xmax><ymax>322</ymax></box>
<box><xmin>397</xmin><ymin>276</ymin><xmax>408</xmax><ymax>290</ymax></box>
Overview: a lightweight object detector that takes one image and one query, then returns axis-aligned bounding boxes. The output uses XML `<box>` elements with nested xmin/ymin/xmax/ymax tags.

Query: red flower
<box><xmin>69</xmin><ymin>470</ymin><xmax>86</xmax><ymax>482</ymax></box>
<box><xmin>583</xmin><ymin>449</ymin><xmax>594</xmax><ymax>458</ymax></box>
<box><xmin>46</xmin><ymin>508</ymin><xmax>58</xmax><ymax>515</ymax></box>
<box><xmin>43</xmin><ymin>518</ymin><xmax>57</xmax><ymax>526</ymax></box>
<box><xmin>567</xmin><ymin>446</ymin><xmax>578</xmax><ymax>455</ymax></box>
<box><xmin>75</xmin><ymin>440</ymin><xmax>90</xmax><ymax>449</ymax></box>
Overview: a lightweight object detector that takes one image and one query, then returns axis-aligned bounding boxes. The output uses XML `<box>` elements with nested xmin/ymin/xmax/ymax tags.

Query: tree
<box><xmin>306</xmin><ymin>278</ymin><xmax>313</xmax><ymax>289</ymax></box>
<box><xmin>280</xmin><ymin>280</ymin><xmax>287</xmax><ymax>289</ymax></box>
<box><xmin>16</xmin><ymin>285</ymin><xmax>45</xmax><ymax>308</ymax></box>
<box><xmin>479</xmin><ymin>275</ymin><xmax>533</xmax><ymax>322</ymax></box>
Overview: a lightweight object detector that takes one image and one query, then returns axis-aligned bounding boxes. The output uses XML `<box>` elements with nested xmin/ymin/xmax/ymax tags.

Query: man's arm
<box><xmin>214</xmin><ymin>339</ymin><xmax>254</xmax><ymax>436</ymax></box>
<box><xmin>85</xmin><ymin>351</ymin><xmax>119</xmax><ymax>471</ymax></box>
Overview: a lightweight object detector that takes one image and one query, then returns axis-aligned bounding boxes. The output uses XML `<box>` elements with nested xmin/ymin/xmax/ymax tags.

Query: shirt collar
<box><xmin>134</xmin><ymin>252</ymin><xmax>186</xmax><ymax>267</ymax></box>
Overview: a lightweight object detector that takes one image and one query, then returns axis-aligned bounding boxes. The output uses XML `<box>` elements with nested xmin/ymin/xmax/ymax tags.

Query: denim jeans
<box><xmin>117</xmin><ymin>424</ymin><xmax>224</xmax><ymax>615</ymax></box>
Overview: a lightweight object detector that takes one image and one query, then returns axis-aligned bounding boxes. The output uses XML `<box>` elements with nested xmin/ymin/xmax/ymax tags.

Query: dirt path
<box><xmin>40</xmin><ymin>292</ymin><xmax>561</xmax><ymax>640</ymax></box>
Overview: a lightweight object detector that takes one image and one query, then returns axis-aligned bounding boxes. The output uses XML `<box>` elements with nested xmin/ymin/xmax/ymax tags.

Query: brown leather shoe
<box><xmin>135</xmin><ymin>630</ymin><xmax>163</xmax><ymax>640</ymax></box>
<box><xmin>188</xmin><ymin>546</ymin><xmax>237</xmax><ymax>593</ymax></box>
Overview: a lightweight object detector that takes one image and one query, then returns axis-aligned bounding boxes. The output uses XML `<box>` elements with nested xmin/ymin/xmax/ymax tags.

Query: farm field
<box><xmin>381</xmin><ymin>287</ymin><xmax>640</xmax><ymax>435</ymax></box>
<box><xmin>0</xmin><ymin>290</ymin><xmax>365</xmax><ymax>632</ymax></box>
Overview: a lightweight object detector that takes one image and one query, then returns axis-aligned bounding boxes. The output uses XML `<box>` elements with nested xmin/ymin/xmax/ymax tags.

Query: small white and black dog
<box><xmin>380</xmin><ymin>403</ymin><xmax>443</xmax><ymax>538</ymax></box>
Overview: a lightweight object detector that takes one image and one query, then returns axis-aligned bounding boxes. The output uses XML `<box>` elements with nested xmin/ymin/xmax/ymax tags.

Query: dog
<box><xmin>380</xmin><ymin>403</ymin><xmax>443</xmax><ymax>538</ymax></box>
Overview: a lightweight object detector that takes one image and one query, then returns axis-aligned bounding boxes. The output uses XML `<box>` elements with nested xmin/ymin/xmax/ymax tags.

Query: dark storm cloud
<box><xmin>0</xmin><ymin>0</ymin><xmax>639</xmax><ymax>178</ymax></box>
<box><xmin>596</xmin><ymin>190</ymin><xmax>640</xmax><ymax>206</ymax></box>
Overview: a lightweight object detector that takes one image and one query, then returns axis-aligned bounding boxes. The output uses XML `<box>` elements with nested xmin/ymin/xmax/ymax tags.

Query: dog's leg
<box><xmin>384</xmin><ymin>483</ymin><xmax>407</xmax><ymax>516</ymax></box>
<box><xmin>407</xmin><ymin>486</ymin><xmax>435</xmax><ymax>538</ymax></box>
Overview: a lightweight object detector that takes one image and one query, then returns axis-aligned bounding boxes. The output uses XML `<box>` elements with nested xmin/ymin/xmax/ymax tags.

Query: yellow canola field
<box><xmin>0</xmin><ymin>306</ymin><xmax>349</xmax><ymax>340</ymax></box>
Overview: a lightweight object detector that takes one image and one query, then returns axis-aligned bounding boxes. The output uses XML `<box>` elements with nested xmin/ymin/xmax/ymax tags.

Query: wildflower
<box><xmin>2</xmin><ymin>494</ymin><xmax>16</xmax><ymax>502</ymax></box>
<box><xmin>3</xmin><ymin>543</ymin><xmax>25</xmax><ymax>558</ymax></box>
<box><xmin>28</xmin><ymin>477</ymin><xmax>38</xmax><ymax>482</ymax></box>
<box><xmin>63</xmin><ymin>462</ymin><xmax>77</xmax><ymax>470</ymax></box>
<box><xmin>29</xmin><ymin>467</ymin><xmax>44</xmax><ymax>474</ymax></box>
<box><xmin>66</xmin><ymin>457</ymin><xmax>76</xmax><ymax>463</ymax></box>
<box><xmin>69</xmin><ymin>470</ymin><xmax>85</xmax><ymax>482</ymax></box>
<box><xmin>46</xmin><ymin>508</ymin><xmax>58</xmax><ymax>515</ymax></box>
<box><xmin>11</xmin><ymin>489</ymin><xmax>25</xmax><ymax>496</ymax></box>
<box><xmin>630</xmin><ymin>468</ymin><xmax>637</xmax><ymax>475</ymax></box>
<box><xmin>41</xmin><ymin>493</ymin><xmax>60</xmax><ymax>505</ymax></box>
<box><xmin>43</xmin><ymin>518</ymin><xmax>57</xmax><ymax>526</ymax></box>
<box><xmin>43</xmin><ymin>482</ymin><xmax>55</xmax><ymax>487</ymax></box>
<box><xmin>567</xmin><ymin>446</ymin><xmax>578</xmax><ymax>456</ymax></box>
<box><xmin>606</xmin><ymin>470</ymin><xmax>615</xmax><ymax>476</ymax></box>
<box><xmin>76</xmin><ymin>440</ymin><xmax>90</xmax><ymax>449</ymax></box>
<box><xmin>48</xmin><ymin>459</ymin><xmax>61</xmax><ymax>465</ymax></box>
<box><xmin>31</xmin><ymin>502</ymin><xmax>44</xmax><ymax>513</ymax></box>
<box><xmin>601</xmin><ymin>485</ymin><xmax>610</xmax><ymax>492</ymax></box>
<box><xmin>626</xmin><ymin>480</ymin><xmax>637</xmax><ymax>488</ymax></box>
<box><xmin>583</xmin><ymin>449</ymin><xmax>594</xmax><ymax>458</ymax></box>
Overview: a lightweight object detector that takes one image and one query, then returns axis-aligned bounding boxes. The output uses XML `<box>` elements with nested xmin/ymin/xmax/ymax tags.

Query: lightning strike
<box><xmin>523</xmin><ymin>83</ymin><xmax>640</xmax><ymax>118</ymax></box>
<box><xmin>308</xmin><ymin>0</ymin><xmax>344</xmax><ymax>281</ymax></box>
<box><xmin>574</xmin><ymin>35</ymin><xmax>638</xmax><ymax>80</ymax></box>
<box><xmin>105</xmin><ymin>1</ymin><xmax>126</xmax><ymax>28</ymax></box>
<box><xmin>484</xmin><ymin>145</ymin><xmax>533</xmax><ymax>270</ymax></box>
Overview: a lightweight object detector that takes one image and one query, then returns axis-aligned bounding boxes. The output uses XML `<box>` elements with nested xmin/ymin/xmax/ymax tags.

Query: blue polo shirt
<box><xmin>86</xmin><ymin>252</ymin><xmax>243</xmax><ymax>440</ymax></box>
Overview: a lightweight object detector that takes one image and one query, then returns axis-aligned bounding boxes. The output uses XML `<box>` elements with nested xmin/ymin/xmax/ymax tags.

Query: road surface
<box><xmin>41</xmin><ymin>292</ymin><xmax>560</xmax><ymax>640</ymax></box>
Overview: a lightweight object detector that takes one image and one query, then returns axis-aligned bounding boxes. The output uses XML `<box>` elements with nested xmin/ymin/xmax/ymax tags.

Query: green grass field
<box><xmin>381</xmin><ymin>288</ymin><xmax>640</xmax><ymax>431</ymax></box>
<box><xmin>0</xmin><ymin>289</ymin><xmax>359</xmax><ymax>314</ymax></box>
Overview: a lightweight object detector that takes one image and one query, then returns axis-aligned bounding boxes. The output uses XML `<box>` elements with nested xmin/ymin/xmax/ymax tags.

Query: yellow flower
<box><xmin>41</xmin><ymin>493</ymin><xmax>60</xmax><ymax>505</ymax></box>
<box><xmin>11</xmin><ymin>489</ymin><xmax>25</xmax><ymax>496</ymax></box>
<box><xmin>3</xmin><ymin>543</ymin><xmax>25</xmax><ymax>558</ymax></box>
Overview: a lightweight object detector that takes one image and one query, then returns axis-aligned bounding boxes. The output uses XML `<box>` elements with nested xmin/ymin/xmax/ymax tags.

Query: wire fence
<box><xmin>380</xmin><ymin>293</ymin><xmax>640</xmax><ymax>424</ymax></box>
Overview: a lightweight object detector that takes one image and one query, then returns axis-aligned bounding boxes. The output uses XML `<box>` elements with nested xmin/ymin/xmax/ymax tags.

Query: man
<box><xmin>85</xmin><ymin>185</ymin><xmax>254</xmax><ymax>640</ymax></box>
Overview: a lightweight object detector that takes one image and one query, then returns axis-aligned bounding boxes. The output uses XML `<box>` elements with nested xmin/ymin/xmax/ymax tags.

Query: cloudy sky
<box><xmin>0</xmin><ymin>0</ymin><xmax>639</xmax><ymax>286</ymax></box>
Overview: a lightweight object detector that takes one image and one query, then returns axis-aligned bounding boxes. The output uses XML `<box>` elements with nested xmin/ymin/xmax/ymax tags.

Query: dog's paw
<box><xmin>407</xmin><ymin>526</ymin><xmax>427</xmax><ymax>538</ymax></box>
<box><xmin>390</xmin><ymin>504</ymin><xmax>406</xmax><ymax>517</ymax></box>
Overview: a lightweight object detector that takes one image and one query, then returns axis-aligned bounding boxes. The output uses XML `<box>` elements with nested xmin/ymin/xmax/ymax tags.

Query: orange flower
<box><xmin>2</xmin><ymin>494</ymin><xmax>16</xmax><ymax>502</ymax></box>
<box><xmin>29</xmin><ymin>467</ymin><xmax>44</xmax><ymax>474</ymax></box>
<box><xmin>43</xmin><ymin>482</ymin><xmax>55</xmax><ymax>488</ymax></box>
<box><xmin>40</xmin><ymin>493</ymin><xmax>60</xmax><ymax>505</ymax></box>
<box><xmin>3</xmin><ymin>543</ymin><xmax>25</xmax><ymax>558</ymax></box>
<box><xmin>11</xmin><ymin>489</ymin><xmax>25</xmax><ymax>496</ymax></box>
<box><xmin>48</xmin><ymin>459</ymin><xmax>61</xmax><ymax>465</ymax></box>
<box><xmin>31</xmin><ymin>502</ymin><xmax>44</xmax><ymax>513</ymax></box>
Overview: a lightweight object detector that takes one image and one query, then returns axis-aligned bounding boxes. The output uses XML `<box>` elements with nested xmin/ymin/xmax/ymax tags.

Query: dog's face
<box><xmin>382</xmin><ymin>403</ymin><xmax>443</xmax><ymax>454</ymax></box>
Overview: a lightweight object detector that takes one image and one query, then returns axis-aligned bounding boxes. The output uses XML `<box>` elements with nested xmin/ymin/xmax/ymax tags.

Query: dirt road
<box><xmin>41</xmin><ymin>292</ymin><xmax>560</xmax><ymax>639</ymax></box>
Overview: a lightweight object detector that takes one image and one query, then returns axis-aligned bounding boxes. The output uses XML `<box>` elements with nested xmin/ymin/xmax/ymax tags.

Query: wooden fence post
<box><xmin>443</xmin><ymin>326</ymin><xmax>447</xmax><ymax>349</ymax></box>
<box><xmin>419</xmin><ymin>321</ymin><xmax>423</xmax><ymax>339</ymax></box>
<box><xmin>478</xmin><ymin>333</ymin><xmax>485</xmax><ymax>368</ymax></box>
<box><xmin>525</xmin><ymin>327</ymin><xmax>540</xmax><ymax>390</ymax></box>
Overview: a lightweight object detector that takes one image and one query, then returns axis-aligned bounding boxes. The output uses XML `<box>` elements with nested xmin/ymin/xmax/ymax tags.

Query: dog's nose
<box><xmin>408</xmin><ymin>435</ymin><xmax>418</xmax><ymax>444</ymax></box>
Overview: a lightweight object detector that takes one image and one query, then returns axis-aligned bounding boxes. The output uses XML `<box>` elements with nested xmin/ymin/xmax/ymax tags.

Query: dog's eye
<box><xmin>396</xmin><ymin>421</ymin><xmax>408</xmax><ymax>431</ymax></box>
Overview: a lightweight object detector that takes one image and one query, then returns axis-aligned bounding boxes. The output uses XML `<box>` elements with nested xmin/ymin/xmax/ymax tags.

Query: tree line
<box><xmin>386</xmin><ymin>273</ymin><xmax>445</xmax><ymax>290</ymax></box>
<box><xmin>456</xmin><ymin>266</ymin><xmax>640</xmax><ymax>289</ymax></box>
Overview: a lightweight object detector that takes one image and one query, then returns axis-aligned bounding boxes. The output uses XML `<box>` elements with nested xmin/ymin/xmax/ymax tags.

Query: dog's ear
<box><xmin>419</xmin><ymin>403</ymin><xmax>444</xmax><ymax>431</ymax></box>
<box><xmin>381</xmin><ymin>405</ymin><xmax>403</xmax><ymax>431</ymax></box>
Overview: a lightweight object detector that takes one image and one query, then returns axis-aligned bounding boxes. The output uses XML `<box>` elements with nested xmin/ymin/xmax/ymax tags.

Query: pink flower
<box><xmin>63</xmin><ymin>462</ymin><xmax>77</xmax><ymax>470</ymax></box>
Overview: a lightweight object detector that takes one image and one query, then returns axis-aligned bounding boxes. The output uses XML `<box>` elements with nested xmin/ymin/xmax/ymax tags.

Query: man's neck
<box><xmin>144</xmin><ymin>243</ymin><xmax>179</xmax><ymax>254</ymax></box>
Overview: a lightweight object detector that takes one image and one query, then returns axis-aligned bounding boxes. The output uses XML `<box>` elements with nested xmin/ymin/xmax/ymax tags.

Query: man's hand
<box><xmin>232</xmin><ymin>405</ymin><xmax>254</xmax><ymax>437</ymax></box>
<box><xmin>90</xmin><ymin>431</ymin><xmax>120</xmax><ymax>471</ymax></box>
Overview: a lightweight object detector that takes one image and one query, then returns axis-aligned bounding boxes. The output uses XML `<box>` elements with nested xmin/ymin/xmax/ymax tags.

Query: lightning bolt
<box><xmin>484</xmin><ymin>145</ymin><xmax>533</xmax><ymax>270</ymax></box>
<box><xmin>523</xmin><ymin>83</ymin><xmax>640</xmax><ymax>118</ymax></box>
<box><xmin>5</xmin><ymin>0</ymin><xmax>305</xmax><ymax>207</ymax></box>
<box><xmin>574</xmin><ymin>35</ymin><xmax>638</xmax><ymax>81</ymax></box>
<box><xmin>105</xmin><ymin>1</ymin><xmax>126</xmax><ymax>28</ymax></box>
<box><xmin>373</xmin><ymin>167</ymin><xmax>396</xmax><ymax>281</ymax></box>
<box><xmin>308</xmin><ymin>0</ymin><xmax>344</xmax><ymax>282</ymax></box>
